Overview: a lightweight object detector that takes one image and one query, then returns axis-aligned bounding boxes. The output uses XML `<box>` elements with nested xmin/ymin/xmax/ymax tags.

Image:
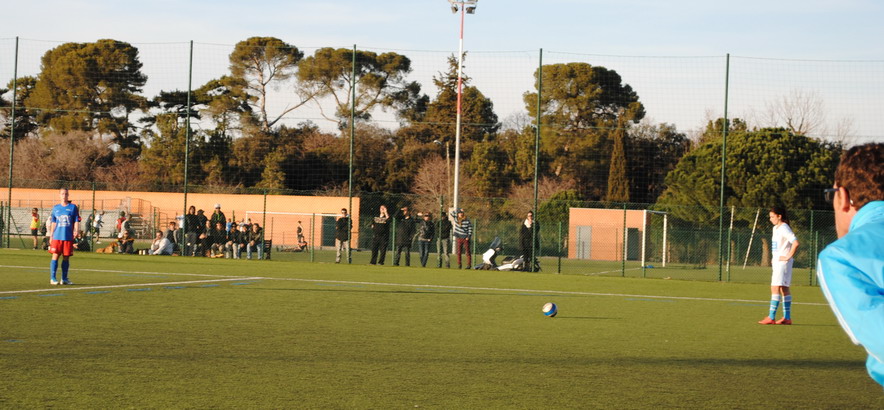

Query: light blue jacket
<box><xmin>818</xmin><ymin>200</ymin><xmax>884</xmax><ymax>388</ymax></box>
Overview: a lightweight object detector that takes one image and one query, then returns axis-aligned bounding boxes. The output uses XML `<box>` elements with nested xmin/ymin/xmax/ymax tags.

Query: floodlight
<box><xmin>466</xmin><ymin>6</ymin><xmax>476</xmax><ymax>14</ymax></box>
<box><xmin>451</xmin><ymin>5</ymin><xmax>458</xmax><ymax>13</ymax></box>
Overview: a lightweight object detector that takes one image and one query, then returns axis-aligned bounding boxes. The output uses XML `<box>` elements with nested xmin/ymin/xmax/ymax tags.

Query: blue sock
<box><xmin>768</xmin><ymin>294</ymin><xmax>781</xmax><ymax>319</ymax></box>
<box><xmin>61</xmin><ymin>260</ymin><xmax>70</xmax><ymax>281</ymax></box>
<box><xmin>783</xmin><ymin>295</ymin><xmax>792</xmax><ymax>320</ymax></box>
<box><xmin>50</xmin><ymin>260</ymin><xmax>58</xmax><ymax>281</ymax></box>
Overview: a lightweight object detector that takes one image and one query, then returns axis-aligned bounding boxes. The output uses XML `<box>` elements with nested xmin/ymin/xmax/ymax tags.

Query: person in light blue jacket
<box><xmin>817</xmin><ymin>143</ymin><xmax>884</xmax><ymax>388</ymax></box>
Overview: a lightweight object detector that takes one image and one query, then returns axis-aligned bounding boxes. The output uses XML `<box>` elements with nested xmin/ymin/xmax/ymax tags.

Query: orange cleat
<box><xmin>776</xmin><ymin>318</ymin><xmax>792</xmax><ymax>325</ymax></box>
<box><xmin>758</xmin><ymin>317</ymin><xmax>777</xmax><ymax>325</ymax></box>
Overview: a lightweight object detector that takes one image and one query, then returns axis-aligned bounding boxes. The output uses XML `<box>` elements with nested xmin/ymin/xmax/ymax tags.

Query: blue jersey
<box><xmin>818</xmin><ymin>201</ymin><xmax>884</xmax><ymax>388</ymax></box>
<box><xmin>50</xmin><ymin>202</ymin><xmax>80</xmax><ymax>241</ymax></box>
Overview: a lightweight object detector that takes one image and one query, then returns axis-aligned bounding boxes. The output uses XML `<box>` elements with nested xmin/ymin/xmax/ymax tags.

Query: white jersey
<box><xmin>771</xmin><ymin>223</ymin><xmax>797</xmax><ymax>261</ymax></box>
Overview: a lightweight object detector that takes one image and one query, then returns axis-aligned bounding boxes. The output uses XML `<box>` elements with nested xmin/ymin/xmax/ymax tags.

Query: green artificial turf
<box><xmin>1</xmin><ymin>249</ymin><xmax>881</xmax><ymax>408</ymax></box>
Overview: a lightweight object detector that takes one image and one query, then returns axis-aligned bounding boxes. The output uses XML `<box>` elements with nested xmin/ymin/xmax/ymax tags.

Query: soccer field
<box><xmin>1</xmin><ymin>249</ymin><xmax>881</xmax><ymax>408</ymax></box>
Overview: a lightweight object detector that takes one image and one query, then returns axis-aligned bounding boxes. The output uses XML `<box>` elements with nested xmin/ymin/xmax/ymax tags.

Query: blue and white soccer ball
<box><xmin>542</xmin><ymin>302</ymin><xmax>557</xmax><ymax>317</ymax></box>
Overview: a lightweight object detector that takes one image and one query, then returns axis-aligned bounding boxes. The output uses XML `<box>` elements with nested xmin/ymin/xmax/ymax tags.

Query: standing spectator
<box><xmin>297</xmin><ymin>221</ymin><xmax>305</xmax><ymax>245</ymax></box>
<box><xmin>335</xmin><ymin>208</ymin><xmax>352</xmax><ymax>263</ymax></box>
<box><xmin>210</xmin><ymin>204</ymin><xmax>227</xmax><ymax>231</ymax></box>
<box><xmin>369</xmin><ymin>205</ymin><xmax>390</xmax><ymax>265</ymax></box>
<box><xmin>393</xmin><ymin>206</ymin><xmax>417</xmax><ymax>266</ymax></box>
<box><xmin>247</xmin><ymin>223</ymin><xmax>264</xmax><ymax>260</ymax></box>
<box><xmin>519</xmin><ymin>211</ymin><xmax>540</xmax><ymax>270</ymax></box>
<box><xmin>438</xmin><ymin>213</ymin><xmax>452</xmax><ymax>268</ymax></box>
<box><xmin>48</xmin><ymin>188</ymin><xmax>81</xmax><ymax>285</ymax></box>
<box><xmin>93</xmin><ymin>210</ymin><xmax>105</xmax><ymax>239</ymax></box>
<box><xmin>224</xmin><ymin>223</ymin><xmax>238</xmax><ymax>258</ymax></box>
<box><xmin>30</xmin><ymin>208</ymin><xmax>40</xmax><ymax>250</ymax></box>
<box><xmin>817</xmin><ymin>143</ymin><xmax>884</xmax><ymax>387</ymax></box>
<box><xmin>451</xmin><ymin>209</ymin><xmax>473</xmax><ymax>269</ymax></box>
<box><xmin>115</xmin><ymin>211</ymin><xmax>127</xmax><ymax>236</ymax></box>
<box><xmin>149</xmin><ymin>231</ymin><xmax>174</xmax><ymax>255</ymax></box>
<box><xmin>164</xmin><ymin>221</ymin><xmax>179</xmax><ymax>254</ymax></box>
<box><xmin>197</xmin><ymin>209</ymin><xmax>210</xmax><ymax>256</ymax></box>
<box><xmin>84</xmin><ymin>213</ymin><xmax>94</xmax><ymax>241</ymax></box>
<box><xmin>184</xmin><ymin>206</ymin><xmax>200</xmax><ymax>256</ymax></box>
<box><xmin>417</xmin><ymin>212</ymin><xmax>436</xmax><ymax>268</ymax></box>
<box><xmin>757</xmin><ymin>206</ymin><xmax>799</xmax><ymax>325</ymax></box>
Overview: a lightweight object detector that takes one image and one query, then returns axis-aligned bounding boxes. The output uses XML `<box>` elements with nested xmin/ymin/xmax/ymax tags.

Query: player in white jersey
<box><xmin>758</xmin><ymin>206</ymin><xmax>799</xmax><ymax>325</ymax></box>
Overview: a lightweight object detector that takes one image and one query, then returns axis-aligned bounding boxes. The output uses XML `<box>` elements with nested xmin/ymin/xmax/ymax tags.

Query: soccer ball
<box><xmin>542</xmin><ymin>302</ymin><xmax>557</xmax><ymax>317</ymax></box>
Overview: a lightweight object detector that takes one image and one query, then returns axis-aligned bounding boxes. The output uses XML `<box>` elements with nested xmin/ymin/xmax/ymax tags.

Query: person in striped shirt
<box><xmin>450</xmin><ymin>209</ymin><xmax>473</xmax><ymax>269</ymax></box>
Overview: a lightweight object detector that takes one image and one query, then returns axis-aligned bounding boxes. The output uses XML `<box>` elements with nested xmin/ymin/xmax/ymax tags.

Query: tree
<box><xmin>138</xmin><ymin>113</ymin><xmax>189</xmax><ymax>186</ymax></box>
<box><xmin>625</xmin><ymin>122</ymin><xmax>691</xmax><ymax>204</ymax></box>
<box><xmin>606</xmin><ymin>124</ymin><xmax>629</xmax><ymax>203</ymax></box>
<box><xmin>297</xmin><ymin>47</ymin><xmax>422</xmax><ymax>129</ymax></box>
<box><xmin>229</xmin><ymin>37</ymin><xmax>305</xmax><ymax>132</ymax></box>
<box><xmin>523</xmin><ymin>63</ymin><xmax>645</xmax><ymax>199</ymax></box>
<box><xmin>1</xmin><ymin>76</ymin><xmax>40</xmax><ymax>139</ymax></box>
<box><xmin>398</xmin><ymin>54</ymin><xmax>499</xmax><ymax>145</ymax></box>
<box><xmin>26</xmin><ymin>39</ymin><xmax>148</xmax><ymax>154</ymax></box>
<box><xmin>657</xmin><ymin>128</ymin><xmax>841</xmax><ymax>225</ymax></box>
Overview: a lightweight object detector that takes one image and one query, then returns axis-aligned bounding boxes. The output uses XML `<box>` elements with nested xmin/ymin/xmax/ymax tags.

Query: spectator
<box><xmin>73</xmin><ymin>230</ymin><xmax>90</xmax><ymax>252</ymax></box>
<box><xmin>209</xmin><ymin>221</ymin><xmax>228</xmax><ymax>258</ymax></box>
<box><xmin>197</xmin><ymin>209</ymin><xmax>209</xmax><ymax>256</ymax></box>
<box><xmin>184</xmin><ymin>206</ymin><xmax>200</xmax><ymax>256</ymax></box>
<box><xmin>30</xmin><ymin>208</ymin><xmax>40</xmax><ymax>250</ymax></box>
<box><xmin>335</xmin><ymin>208</ymin><xmax>352</xmax><ymax>263</ymax></box>
<box><xmin>149</xmin><ymin>231</ymin><xmax>174</xmax><ymax>256</ymax></box>
<box><xmin>438</xmin><ymin>213</ymin><xmax>452</xmax><ymax>268</ymax></box>
<box><xmin>450</xmin><ymin>208</ymin><xmax>473</xmax><ymax>269</ymax></box>
<box><xmin>369</xmin><ymin>205</ymin><xmax>390</xmax><ymax>265</ymax></box>
<box><xmin>117</xmin><ymin>232</ymin><xmax>135</xmax><ymax>254</ymax></box>
<box><xmin>115</xmin><ymin>211</ymin><xmax>127</xmax><ymax>236</ymax></box>
<box><xmin>164</xmin><ymin>221</ymin><xmax>179</xmax><ymax>254</ymax></box>
<box><xmin>232</xmin><ymin>223</ymin><xmax>249</xmax><ymax>259</ymax></box>
<box><xmin>417</xmin><ymin>212</ymin><xmax>435</xmax><ymax>267</ymax></box>
<box><xmin>393</xmin><ymin>206</ymin><xmax>417</xmax><ymax>266</ymax></box>
<box><xmin>84</xmin><ymin>213</ymin><xmax>94</xmax><ymax>241</ymax></box>
<box><xmin>297</xmin><ymin>221</ymin><xmax>305</xmax><ymax>245</ymax></box>
<box><xmin>817</xmin><ymin>142</ymin><xmax>884</xmax><ymax>387</ymax></box>
<box><xmin>519</xmin><ymin>211</ymin><xmax>540</xmax><ymax>270</ymax></box>
<box><xmin>210</xmin><ymin>204</ymin><xmax>227</xmax><ymax>232</ymax></box>
<box><xmin>224</xmin><ymin>223</ymin><xmax>238</xmax><ymax>258</ymax></box>
<box><xmin>247</xmin><ymin>223</ymin><xmax>264</xmax><ymax>260</ymax></box>
<box><xmin>93</xmin><ymin>210</ymin><xmax>105</xmax><ymax>239</ymax></box>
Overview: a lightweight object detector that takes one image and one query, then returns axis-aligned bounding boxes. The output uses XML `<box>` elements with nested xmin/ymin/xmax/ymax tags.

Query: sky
<box><xmin>2</xmin><ymin>0</ymin><xmax>883</xmax><ymax>142</ymax></box>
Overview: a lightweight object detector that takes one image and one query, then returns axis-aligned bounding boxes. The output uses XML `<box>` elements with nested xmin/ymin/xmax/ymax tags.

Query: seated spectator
<box><xmin>117</xmin><ymin>232</ymin><xmax>135</xmax><ymax>254</ymax></box>
<box><xmin>73</xmin><ymin>230</ymin><xmax>91</xmax><ymax>252</ymax></box>
<box><xmin>247</xmin><ymin>223</ymin><xmax>264</xmax><ymax>260</ymax></box>
<box><xmin>163</xmin><ymin>221</ymin><xmax>180</xmax><ymax>254</ymax></box>
<box><xmin>224</xmin><ymin>224</ymin><xmax>239</xmax><ymax>258</ymax></box>
<box><xmin>209</xmin><ymin>221</ymin><xmax>228</xmax><ymax>258</ymax></box>
<box><xmin>232</xmin><ymin>223</ymin><xmax>249</xmax><ymax>259</ymax></box>
<box><xmin>149</xmin><ymin>231</ymin><xmax>174</xmax><ymax>256</ymax></box>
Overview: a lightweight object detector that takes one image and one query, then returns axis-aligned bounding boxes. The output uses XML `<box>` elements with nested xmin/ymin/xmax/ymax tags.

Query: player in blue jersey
<box><xmin>817</xmin><ymin>143</ymin><xmax>884</xmax><ymax>388</ymax></box>
<box><xmin>48</xmin><ymin>188</ymin><xmax>81</xmax><ymax>285</ymax></box>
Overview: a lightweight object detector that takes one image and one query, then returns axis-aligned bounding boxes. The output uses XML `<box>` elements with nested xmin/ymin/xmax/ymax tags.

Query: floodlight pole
<box><xmin>448</xmin><ymin>0</ymin><xmax>477</xmax><ymax>215</ymax></box>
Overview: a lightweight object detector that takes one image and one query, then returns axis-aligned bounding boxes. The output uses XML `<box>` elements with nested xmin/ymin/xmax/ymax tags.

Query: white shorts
<box><xmin>771</xmin><ymin>259</ymin><xmax>794</xmax><ymax>287</ymax></box>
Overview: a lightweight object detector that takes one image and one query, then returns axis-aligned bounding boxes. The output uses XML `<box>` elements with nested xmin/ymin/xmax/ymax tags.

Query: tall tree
<box><xmin>658</xmin><ymin>128</ymin><xmax>841</xmax><ymax>224</ymax></box>
<box><xmin>606</xmin><ymin>122</ymin><xmax>629</xmax><ymax>202</ymax></box>
<box><xmin>1</xmin><ymin>76</ymin><xmax>40</xmax><ymax>139</ymax></box>
<box><xmin>26</xmin><ymin>39</ymin><xmax>148</xmax><ymax>155</ymax></box>
<box><xmin>229</xmin><ymin>37</ymin><xmax>305</xmax><ymax>132</ymax></box>
<box><xmin>523</xmin><ymin>63</ymin><xmax>645</xmax><ymax>199</ymax></box>
<box><xmin>625</xmin><ymin>122</ymin><xmax>691</xmax><ymax>204</ymax></box>
<box><xmin>297</xmin><ymin>47</ymin><xmax>422</xmax><ymax>129</ymax></box>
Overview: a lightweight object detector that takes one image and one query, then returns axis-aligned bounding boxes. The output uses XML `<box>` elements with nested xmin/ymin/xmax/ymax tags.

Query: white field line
<box><xmin>0</xmin><ymin>277</ymin><xmax>264</xmax><ymax>295</ymax></box>
<box><xmin>0</xmin><ymin>264</ymin><xmax>829</xmax><ymax>306</ymax></box>
<box><xmin>271</xmin><ymin>277</ymin><xmax>831</xmax><ymax>307</ymax></box>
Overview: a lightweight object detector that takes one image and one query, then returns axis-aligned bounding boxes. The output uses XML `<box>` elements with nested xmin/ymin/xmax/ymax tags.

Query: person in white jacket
<box><xmin>817</xmin><ymin>142</ymin><xmax>884</xmax><ymax>388</ymax></box>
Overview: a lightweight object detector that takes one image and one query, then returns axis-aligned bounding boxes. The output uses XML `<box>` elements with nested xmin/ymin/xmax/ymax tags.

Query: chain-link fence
<box><xmin>2</xmin><ymin>38</ymin><xmax>879</xmax><ymax>282</ymax></box>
